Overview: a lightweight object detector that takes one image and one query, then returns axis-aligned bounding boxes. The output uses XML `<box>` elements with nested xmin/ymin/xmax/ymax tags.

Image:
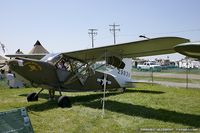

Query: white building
<box><xmin>178</xmin><ymin>59</ymin><xmax>200</xmax><ymax>68</ymax></box>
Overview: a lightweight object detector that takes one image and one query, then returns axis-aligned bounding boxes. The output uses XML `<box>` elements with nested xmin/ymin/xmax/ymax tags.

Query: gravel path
<box><xmin>135</xmin><ymin>80</ymin><xmax>200</xmax><ymax>88</ymax></box>
<box><xmin>133</xmin><ymin>72</ymin><xmax>200</xmax><ymax>88</ymax></box>
<box><xmin>133</xmin><ymin>72</ymin><xmax>200</xmax><ymax>79</ymax></box>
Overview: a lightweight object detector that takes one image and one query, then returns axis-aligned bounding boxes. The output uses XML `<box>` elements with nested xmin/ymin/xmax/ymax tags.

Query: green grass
<box><xmin>0</xmin><ymin>82</ymin><xmax>200</xmax><ymax>132</ymax></box>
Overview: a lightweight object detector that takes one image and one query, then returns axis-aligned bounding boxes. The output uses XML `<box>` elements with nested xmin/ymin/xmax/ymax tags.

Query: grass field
<box><xmin>0</xmin><ymin>81</ymin><xmax>200</xmax><ymax>132</ymax></box>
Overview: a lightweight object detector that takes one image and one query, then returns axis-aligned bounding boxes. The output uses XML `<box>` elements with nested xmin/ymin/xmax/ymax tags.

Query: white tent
<box><xmin>29</xmin><ymin>40</ymin><xmax>49</xmax><ymax>54</ymax></box>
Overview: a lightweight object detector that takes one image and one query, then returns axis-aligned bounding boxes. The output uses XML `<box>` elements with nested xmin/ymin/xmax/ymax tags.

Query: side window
<box><xmin>57</xmin><ymin>59</ymin><xmax>71</xmax><ymax>71</ymax></box>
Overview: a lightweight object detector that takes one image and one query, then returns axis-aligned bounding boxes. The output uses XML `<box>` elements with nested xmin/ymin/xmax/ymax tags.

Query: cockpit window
<box><xmin>41</xmin><ymin>53</ymin><xmax>61</xmax><ymax>63</ymax></box>
<box><xmin>41</xmin><ymin>53</ymin><xmax>93</xmax><ymax>85</ymax></box>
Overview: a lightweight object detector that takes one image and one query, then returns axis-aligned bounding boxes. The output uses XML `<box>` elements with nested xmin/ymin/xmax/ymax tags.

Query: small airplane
<box><xmin>174</xmin><ymin>42</ymin><xmax>200</xmax><ymax>59</ymax></box>
<box><xmin>6</xmin><ymin>37</ymin><xmax>189</xmax><ymax>107</ymax></box>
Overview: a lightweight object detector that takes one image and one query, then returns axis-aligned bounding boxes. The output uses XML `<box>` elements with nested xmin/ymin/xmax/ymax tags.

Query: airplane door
<box><xmin>56</xmin><ymin>69</ymin><xmax>71</xmax><ymax>82</ymax></box>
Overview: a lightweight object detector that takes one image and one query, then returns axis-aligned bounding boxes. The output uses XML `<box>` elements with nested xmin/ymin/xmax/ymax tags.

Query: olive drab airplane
<box><xmin>174</xmin><ymin>41</ymin><xmax>200</xmax><ymax>59</ymax></box>
<box><xmin>6</xmin><ymin>37</ymin><xmax>189</xmax><ymax>107</ymax></box>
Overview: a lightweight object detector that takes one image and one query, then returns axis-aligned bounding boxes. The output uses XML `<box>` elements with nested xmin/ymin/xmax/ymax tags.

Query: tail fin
<box><xmin>108</xmin><ymin>58</ymin><xmax>132</xmax><ymax>79</ymax></box>
<box><xmin>108</xmin><ymin>58</ymin><xmax>134</xmax><ymax>88</ymax></box>
<box><xmin>122</xmin><ymin>58</ymin><xmax>132</xmax><ymax>79</ymax></box>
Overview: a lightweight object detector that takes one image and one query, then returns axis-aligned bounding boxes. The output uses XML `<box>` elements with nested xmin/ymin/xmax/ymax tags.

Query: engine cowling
<box><xmin>107</xmin><ymin>56</ymin><xmax>125</xmax><ymax>69</ymax></box>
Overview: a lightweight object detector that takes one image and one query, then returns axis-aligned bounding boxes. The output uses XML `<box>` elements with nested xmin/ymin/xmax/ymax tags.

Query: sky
<box><xmin>0</xmin><ymin>0</ymin><xmax>200</xmax><ymax>61</ymax></box>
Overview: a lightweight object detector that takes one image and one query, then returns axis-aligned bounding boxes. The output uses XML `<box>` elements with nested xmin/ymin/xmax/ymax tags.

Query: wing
<box><xmin>5</xmin><ymin>54</ymin><xmax>46</xmax><ymax>60</ymax></box>
<box><xmin>174</xmin><ymin>42</ymin><xmax>200</xmax><ymax>59</ymax></box>
<box><xmin>63</xmin><ymin>37</ymin><xmax>189</xmax><ymax>61</ymax></box>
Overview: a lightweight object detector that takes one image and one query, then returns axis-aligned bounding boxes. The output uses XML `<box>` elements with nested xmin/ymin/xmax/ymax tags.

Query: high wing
<box><xmin>63</xmin><ymin>37</ymin><xmax>190</xmax><ymax>61</ymax></box>
<box><xmin>174</xmin><ymin>42</ymin><xmax>200</xmax><ymax>59</ymax></box>
<box><xmin>5</xmin><ymin>54</ymin><xmax>46</xmax><ymax>60</ymax></box>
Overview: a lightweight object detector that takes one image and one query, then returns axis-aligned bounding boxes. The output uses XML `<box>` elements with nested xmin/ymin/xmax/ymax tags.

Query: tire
<box><xmin>121</xmin><ymin>87</ymin><xmax>126</xmax><ymax>93</ymax></box>
<box><xmin>58</xmin><ymin>96</ymin><xmax>71</xmax><ymax>108</ymax></box>
<box><xmin>27</xmin><ymin>92</ymin><xmax>38</xmax><ymax>102</ymax></box>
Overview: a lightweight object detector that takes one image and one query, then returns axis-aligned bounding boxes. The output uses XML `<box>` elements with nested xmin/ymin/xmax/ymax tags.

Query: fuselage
<box><xmin>8</xmin><ymin>53</ymin><xmax>133</xmax><ymax>91</ymax></box>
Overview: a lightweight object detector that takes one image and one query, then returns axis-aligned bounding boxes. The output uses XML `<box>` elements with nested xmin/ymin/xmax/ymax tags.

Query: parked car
<box><xmin>137</xmin><ymin>62</ymin><xmax>161</xmax><ymax>71</ymax></box>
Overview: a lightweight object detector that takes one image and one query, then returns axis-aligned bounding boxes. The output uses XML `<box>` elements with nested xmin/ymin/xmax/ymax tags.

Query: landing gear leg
<box><xmin>48</xmin><ymin>89</ymin><xmax>55</xmax><ymax>101</ymax></box>
<box><xmin>27</xmin><ymin>88</ymin><xmax>44</xmax><ymax>102</ymax></box>
<box><xmin>58</xmin><ymin>87</ymin><xmax>62</xmax><ymax>96</ymax></box>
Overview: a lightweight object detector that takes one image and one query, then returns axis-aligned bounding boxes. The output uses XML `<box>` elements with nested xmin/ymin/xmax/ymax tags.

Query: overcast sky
<box><xmin>0</xmin><ymin>0</ymin><xmax>200</xmax><ymax>60</ymax></box>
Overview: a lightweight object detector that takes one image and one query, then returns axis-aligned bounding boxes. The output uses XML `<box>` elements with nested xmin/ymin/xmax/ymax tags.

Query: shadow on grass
<box><xmin>27</xmin><ymin>100</ymin><xmax>58</xmax><ymax>112</ymax></box>
<box><xmin>21</xmin><ymin>89</ymin><xmax>164</xmax><ymax>112</ymax></box>
<box><xmin>25</xmin><ymin>92</ymin><xmax>120</xmax><ymax>112</ymax></box>
<box><xmin>20</xmin><ymin>90</ymin><xmax>200</xmax><ymax>128</ymax></box>
<box><xmin>125</xmin><ymin>89</ymin><xmax>165</xmax><ymax>94</ymax></box>
<box><xmin>83</xmin><ymin>100</ymin><xmax>200</xmax><ymax>128</ymax></box>
<box><xmin>19</xmin><ymin>93</ymin><xmax>52</xmax><ymax>100</ymax></box>
<box><xmin>19</xmin><ymin>89</ymin><xmax>164</xmax><ymax>100</ymax></box>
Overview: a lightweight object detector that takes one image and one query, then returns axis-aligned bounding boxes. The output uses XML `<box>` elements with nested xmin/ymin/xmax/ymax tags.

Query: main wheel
<box><xmin>123</xmin><ymin>87</ymin><xmax>126</xmax><ymax>92</ymax></box>
<box><xmin>121</xmin><ymin>87</ymin><xmax>126</xmax><ymax>93</ymax></box>
<box><xmin>27</xmin><ymin>92</ymin><xmax>38</xmax><ymax>102</ymax></box>
<box><xmin>58</xmin><ymin>96</ymin><xmax>71</xmax><ymax>108</ymax></box>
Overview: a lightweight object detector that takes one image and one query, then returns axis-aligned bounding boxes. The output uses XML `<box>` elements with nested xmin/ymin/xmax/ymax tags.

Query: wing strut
<box><xmin>64</xmin><ymin>52</ymin><xmax>111</xmax><ymax>85</ymax></box>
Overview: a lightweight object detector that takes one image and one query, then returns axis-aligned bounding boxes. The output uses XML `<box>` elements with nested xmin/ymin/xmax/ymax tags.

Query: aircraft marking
<box><xmin>97</xmin><ymin>76</ymin><xmax>111</xmax><ymax>86</ymax></box>
<box><xmin>24</xmin><ymin>62</ymin><xmax>42</xmax><ymax>71</ymax></box>
<box><xmin>117</xmin><ymin>69</ymin><xmax>131</xmax><ymax>77</ymax></box>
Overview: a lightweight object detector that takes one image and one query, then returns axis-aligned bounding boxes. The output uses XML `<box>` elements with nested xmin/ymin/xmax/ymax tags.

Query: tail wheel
<box><xmin>27</xmin><ymin>92</ymin><xmax>38</xmax><ymax>102</ymax></box>
<box><xmin>58</xmin><ymin>96</ymin><xmax>72</xmax><ymax>108</ymax></box>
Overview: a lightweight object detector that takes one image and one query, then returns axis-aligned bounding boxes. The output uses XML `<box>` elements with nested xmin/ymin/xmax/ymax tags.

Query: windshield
<box><xmin>40</xmin><ymin>53</ymin><xmax>61</xmax><ymax>63</ymax></box>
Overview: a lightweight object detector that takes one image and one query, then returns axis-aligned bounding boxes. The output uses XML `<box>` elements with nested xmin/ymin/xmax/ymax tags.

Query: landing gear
<box><xmin>27</xmin><ymin>92</ymin><xmax>38</xmax><ymax>101</ymax></box>
<box><xmin>121</xmin><ymin>87</ymin><xmax>126</xmax><ymax>93</ymax></box>
<box><xmin>27</xmin><ymin>88</ymin><xmax>44</xmax><ymax>102</ymax></box>
<box><xmin>58</xmin><ymin>96</ymin><xmax>71</xmax><ymax>108</ymax></box>
<box><xmin>27</xmin><ymin>88</ymin><xmax>71</xmax><ymax>108</ymax></box>
<box><xmin>48</xmin><ymin>89</ymin><xmax>55</xmax><ymax>101</ymax></box>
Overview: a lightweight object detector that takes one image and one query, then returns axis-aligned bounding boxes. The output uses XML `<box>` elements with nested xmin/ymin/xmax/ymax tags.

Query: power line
<box><xmin>88</xmin><ymin>29</ymin><xmax>98</xmax><ymax>48</ymax></box>
<box><xmin>109</xmin><ymin>23</ymin><xmax>120</xmax><ymax>44</ymax></box>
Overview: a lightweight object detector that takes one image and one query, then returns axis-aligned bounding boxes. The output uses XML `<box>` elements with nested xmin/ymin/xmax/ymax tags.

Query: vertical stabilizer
<box><xmin>122</xmin><ymin>58</ymin><xmax>132</xmax><ymax>79</ymax></box>
<box><xmin>107</xmin><ymin>58</ymin><xmax>134</xmax><ymax>88</ymax></box>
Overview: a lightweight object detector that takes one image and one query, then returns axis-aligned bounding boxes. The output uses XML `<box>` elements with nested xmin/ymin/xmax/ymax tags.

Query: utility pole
<box><xmin>109</xmin><ymin>23</ymin><xmax>120</xmax><ymax>44</ymax></box>
<box><xmin>0</xmin><ymin>41</ymin><xmax>6</xmax><ymax>53</ymax></box>
<box><xmin>186</xmin><ymin>57</ymin><xmax>189</xmax><ymax>89</ymax></box>
<box><xmin>88</xmin><ymin>29</ymin><xmax>98</xmax><ymax>48</ymax></box>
